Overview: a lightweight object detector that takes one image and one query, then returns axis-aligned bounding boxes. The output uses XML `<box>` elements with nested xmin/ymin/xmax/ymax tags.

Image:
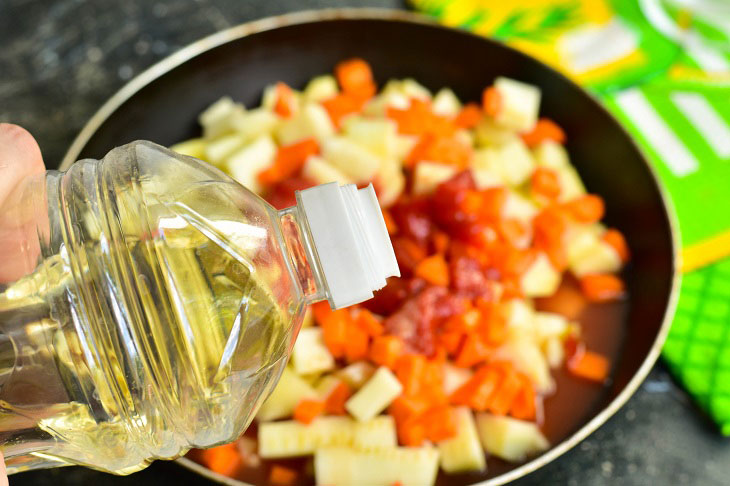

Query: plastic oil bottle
<box><xmin>0</xmin><ymin>141</ymin><xmax>398</xmax><ymax>475</ymax></box>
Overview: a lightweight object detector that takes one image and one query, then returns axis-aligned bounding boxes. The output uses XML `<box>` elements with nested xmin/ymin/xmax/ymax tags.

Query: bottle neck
<box><xmin>277</xmin><ymin>205</ymin><xmax>329</xmax><ymax>306</ymax></box>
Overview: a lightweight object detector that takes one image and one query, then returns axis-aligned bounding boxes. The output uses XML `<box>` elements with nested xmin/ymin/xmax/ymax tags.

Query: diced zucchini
<box><xmin>302</xmin><ymin>155</ymin><xmax>354</xmax><ymax>185</ymax></box>
<box><xmin>412</xmin><ymin>162</ymin><xmax>458</xmax><ymax>196</ymax></box>
<box><xmin>314</xmin><ymin>446</ymin><xmax>440</xmax><ymax>486</ymax></box>
<box><xmin>556</xmin><ymin>165</ymin><xmax>587</xmax><ymax>202</ymax></box>
<box><xmin>431</xmin><ymin>88</ymin><xmax>462</xmax><ymax>117</ymax></box>
<box><xmin>533</xmin><ymin>312</ymin><xmax>569</xmax><ymax>341</ymax></box>
<box><xmin>322</xmin><ymin>136</ymin><xmax>381</xmax><ymax>183</ymax></box>
<box><xmin>335</xmin><ymin>361</ymin><xmax>376</xmax><ymax>390</ymax></box>
<box><xmin>532</xmin><ymin>140</ymin><xmax>570</xmax><ymax>170</ymax></box>
<box><xmin>170</xmin><ymin>138</ymin><xmax>208</xmax><ymax>160</ymax></box>
<box><xmin>315</xmin><ymin>374</ymin><xmax>345</xmax><ymax>399</ymax></box>
<box><xmin>400</xmin><ymin>78</ymin><xmax>432</xmax><ymax>100</ymax></box>
<box><xmin>345</xmin><ymin>366</ymin><xmax>403</xmax><ymax>422</ymax></box>
<box><xmin>343</xmin><ymin>117</ymin><xmax>398</xmax><ymax>159</ymax></box>
<box><xmin>363</xmin><ymin>90</ymin><xmax>411</xmax><ymax>117</ymax></box>
<box><xmin>352</xmin><ymin>415</ymin><xmax>398</xmax><ymax>450</ymax></box>
<box><xmin>475</xmin><ymin>414</ymin><xmax>549</xmax><ymax>462</ymax></box>
<box><xmin>502</xmin><ymin>299</ymin><xmax>536</xmax><ymax>338</ymax></box>
<box><xmin>471</xmin><ymin>166</ymin><xmax>505</xmax><ymax>190</ymax></box>
<box><xmin>495</xmin><ymin>338</ymin><xmax>554</xmax><ymax>393</ymax></box>
<box><xmin>375</xmin><ymin>161</ymin><xmax>406</xmax><ymax>207</ymax></box>
<box><xmin>276</xmin><ymin>103</ymin><xmax>335</xmax><ymax>145</ymax></box>
<box><xmin>493</xmin><ymin>77</ymin><xmax>541</xmax><ymax>132</ymax></box>
<box><xmin>472</xmin><ymin>138</ymin><xmax>535</xmax><ymax>187</ymax></box>
<box><xmin>199</xmin><ymin>96</ymin><xmax>246</xmax><ymax>139</ymax></box>
<box><xmin>474</xmin><ymin>117</ymin><xmax>516</xmax><ymax>147</ymax></box>
<box><xmin>257</xmin><ymin>367</ymin><xmax>317</xmax><ymax>422</ymax></box>
<box><xmin>394</xmin><ymin>135</ymin><xmax>418</xmax><ymax>161</ymax></box>
<box><xmin>503</xmin><ymin>192</ymin><xmax>539</xmax><ymax>225</ymax></box>
<box><xmin>258</xmin><ymin>416</ymin><xmax>353</xmax><ymax>458</ymax></box>
<box><xmin>521</xmin><ymin>253</ymin><xmax>561</xmax><ymax>298</ymax></box>
<box><xmin>291</xmin><ymin>328</ymin><xmax>336</xmax><ymax>376</ymax></box>
<box><xmin>204</xmin><ymin>133</ymin><xmax>247</xmax><ymax>167</ymax></box>
<box><xmin>569</xmin><ymin>237</ymin><xmax>622</xmax><ymax>277</ymax></box>
<box><xmin>442</xmin><ymin>363</ymin><xmax>473</xmax><ymax>396</ymax></box>
<box><xmin>230</xmin><ymin>107</ymin><xmax>280</xmax><ymax>142</ymax></box>
<box><xmin>543</xmin><ymin>336</ymin><xmax>565</xmax><ymax>368</ymax></box>
<box><xmin>304</xmin><ymin>75</ymin><xmax>339</xmax><ymax>103</ymax></box>
<box><xmin>225</xmin><ymin>135</ymin><xmax>277</xmax><ymax>194</ymax></box>
<box><xmin>438</xmin><ymin>408</ymin><xmax>486</xmax><ymax>473</ymax></box>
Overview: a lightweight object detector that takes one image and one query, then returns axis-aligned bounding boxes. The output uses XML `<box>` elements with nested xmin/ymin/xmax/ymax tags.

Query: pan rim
<box><xmin>59</xmin><ymin>7</ymin><xmax>682</xmax><ymax>486</ymax></box>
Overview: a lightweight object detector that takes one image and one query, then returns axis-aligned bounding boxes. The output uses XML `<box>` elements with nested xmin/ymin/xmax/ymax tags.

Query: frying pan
<box><xmin>60</xmin><ymin>9</ymin><xmax>680</xmax><ymax>486</ymax></box>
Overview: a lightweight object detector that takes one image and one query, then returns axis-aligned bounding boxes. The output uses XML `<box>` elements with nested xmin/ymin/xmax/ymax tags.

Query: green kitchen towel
<box><xmin>412</xmin><ymin>0</ymin><xmax>730</xmax><ymax>433</ymax></box>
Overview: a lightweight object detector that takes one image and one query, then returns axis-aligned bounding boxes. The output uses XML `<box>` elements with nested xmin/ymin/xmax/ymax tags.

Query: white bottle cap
<box><xmin>297</xmin><ymin>182</ymin><xmax>400</xmax><ymax>309</ymax></box>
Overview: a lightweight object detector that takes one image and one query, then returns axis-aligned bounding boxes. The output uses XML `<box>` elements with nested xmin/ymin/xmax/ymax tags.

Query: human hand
<box><xmin>0</xmin><ymin>123</ymin><xmax>46</xmax><ymax>485</ymax></box>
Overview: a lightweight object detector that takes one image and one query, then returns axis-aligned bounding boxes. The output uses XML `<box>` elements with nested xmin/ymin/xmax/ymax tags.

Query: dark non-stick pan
<box><xmin>60</xmin><ymin>9</ymin><xmax>680</xmax><ymax>486</ymax></box>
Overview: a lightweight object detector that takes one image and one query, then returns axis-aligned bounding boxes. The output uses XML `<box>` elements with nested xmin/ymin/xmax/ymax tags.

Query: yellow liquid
<box><xmin>0</xmin><ymin>214</ymin><xmax>292</xmax><ymax>474</ymax></box>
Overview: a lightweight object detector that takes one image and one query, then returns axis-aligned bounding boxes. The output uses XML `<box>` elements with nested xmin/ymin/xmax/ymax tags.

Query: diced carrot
<box><xmin>258</xmin><ymin>138</ymin><xmax>320</xmax><ymax>185</ymax></box>
<box><xmin>488</xmin><ymin>366</ymin><xmax>522</xmax><ymax>416</ymax></box>
<box><xmin>335</xmin><ymin>58</ymin><xmax>376</xmax><ymax>99</ymax></box>
<box><xmin>431</xmin><ymin>231</ymin><xmax>450</xmax><ymax>254</ymax></box>
<box><xmin>438</xmin><ymin>330</ymin><xmax>465</xmax><ymax>355</ymax></box>
<box><xmin>324</xmin><ymin>381</ymin><xmax>351</xmax><ymax>415</ymax></box>
<box><xmin>521</xmin><ymin>118</ymin><xmax>566</xmax><ymax>147</ymax></box>
<box><xmin>568</xmin><ymin>349</ymin><xmax>610</xmax><ymax>383</ymax></box>
<box><xmin>421</xmin><ymin>405</ymin><xmax>457</xmax><ymax>442</ymax></box>
<box><xmin>320</xmin><ymin>309</ymin><xmax>350</xmax><ymax>358</ymax></box>
<box><xmin>454</xmin><ymin>103</ymin><xmax>482</xmax><ymax>129</ymax></box>
<box><xmin>497</xmin><ymin>218</ymin><xmax>530</xmax><ymax>248</ymax></box>
<box><xmin>382</xmin><ymin>209</ymin><xmax>399</xmax><ymax>235</ymax></box>
<box><xmin>450</xmin><ymin>365</ymin><xmax>500</xmax><ymax>411</ymax></box>
<box><xmin>387</xmin><ymin>99</ymin><xmax>456</xmax><ymax>137</ymax></box>
<box><xmin>459</xmin><ymin>187</ymin><xmax>508</xmax><ymax>223</ymax></box>
<box><xmin>321</xmin><ymin>93</ymin><xmax>368</xmax><ymax>127</ymax></box>
<box><xmin>273</xmin><ymin>82</ymin><xmax>297</xmax><ymax>118</ymax></box>
<box><xmin>414</xmin><ymin>254</ymin><xmax>450</xmax><ymax>287</ymax></box>
<box><xmin>482</xmin><ymin>86</ymin><xmax>501</xmax><ymax>118</ymax></box>
<box><xmin>293</xmin><ymin>398</ymin><xmax>325</xmax><ymax>424</ymax></box>
<box><xmin>510</xmin><ymin>374</ymin><xmax>537</xmax><ymax>421</ymax></box>
<box><xmin>345</xmin><ymin>320</ymin><xmax>370</xmax><ymax>363</ymax></box>
<box><xmin>562</xmin><ymin>194</ymin><xmax>605</xmax><ymax>224</ymax></box>
<box><xmin>395</xmin><ymin>354</ymin><xmax>427</xmax><ymax>396</ymax></box>
<box><xmin>397</xmin><ymin>417</ymin><xmax>426</xmax><ymax>447</ymax></box>
<box><xmin>406</xmin><ymin>133</ymin><xmax>472</xmax><ymax>169</ymax></box>
<box><xmin>357</xmin><ymin>309</ymin><xmax>384</xmax><ymax>337</ymax></box>
<box><xmin>393</xmin><ymin>482</ymin><xmax>403</xmax><ymax>486</ymax></box>
<box><xmin>454</xmin><ymin>334</ymin><xmax>489</xmax><ymax>368</ymax></box>
<box><xmin>389</xmin><ymin>395</ymin><xmax>429</xmax><ymax>423</ymax></box>
<box><xmin>531</xmin><ymin>167</ymin><xmax>562</xmax><ymax>200</ymax></box>
<box><xmin>602</xmin><ymin>229</ymin><xmax>630</xmax><ymax>262</ymax></box>
<box><xmin>199</xmin><ymin>443</ymin><xmax>241</xmax><ymax>477</ymax></box>
<box><xmin>269</xmin><ymin>465</ymin><xmax>297</xmax><ymax>485</ymax></box>
<box><xmin>312</xmin><ymin>301</ymin><xmax>332</xmax><ymax>326</ymax></box>
<box><xmin>370</xmin><ymin>335</ymin><xmax>404</xmax><ymax>369</ymax></box>
<box><xmin>478</xmin><ymin>310</ymin><xmax>508</xmax><ymax>346</ymax></box>
<box><xmin>393</xmin><ymin>237</ymin><xmax>428</xmax><ymax>273</ymax></box>
<box><xmin>421</xmin><ymin>360</ymin><xmax>447</xmax><ymax>404</ymax></box>
<box><xmin>579</xmin><ymin>273</ymin><xmax>626</xmax><ymax>302</ymax></box>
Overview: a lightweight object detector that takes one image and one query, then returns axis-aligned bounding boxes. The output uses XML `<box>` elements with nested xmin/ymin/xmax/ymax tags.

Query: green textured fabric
<box><xmin>664</xmin><ymin>259</ymin><xmax>730</xmax><ymax>435</ymax></box>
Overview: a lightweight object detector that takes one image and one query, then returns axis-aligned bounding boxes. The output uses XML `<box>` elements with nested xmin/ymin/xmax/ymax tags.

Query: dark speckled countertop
<box><xmin>1</xmin><ymin>0</ymin><xmax>729</xmax><ymax>485</ymax></box>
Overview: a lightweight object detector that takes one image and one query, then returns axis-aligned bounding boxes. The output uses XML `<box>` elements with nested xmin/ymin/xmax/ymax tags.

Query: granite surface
<box><xmin>1</xmin><ymin>0</ymin><xmax>729</xmax><ymax>485</ymax></box>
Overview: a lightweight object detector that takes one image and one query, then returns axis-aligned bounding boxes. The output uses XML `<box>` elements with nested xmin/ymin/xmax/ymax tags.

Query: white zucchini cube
<box><xmin>302</xmin><ymin>155</ymin><xmax>354</xmax><ymax>185</ymax></box>
<box><xmin>431</xmin><ymin>88</ymin><xmax>462</xmax><ymax>117</ymax></box>
<box><xmin>276</xmin><ymin>103</ymin><xmax>335</xmax><ymax>146</ymax></box>
<box><xmin>503</xmin><ymin>299</ymin><xmax>536</xmax><ymax>337</ymax></box>
<box><xmin>400</xmin><ymin>78</ymin><xmax>432</xmax><ymax>100</ymax></box>
<box><xmin>493</xmin><ymin>77</ymin><xmax>541</xmax><ymax>132</ymax></box>
<box><xmin>521</xmin><ymin>252</ymin><xmax>561</xmax><ymax>298</ymax></box>
<box><xmin>258</xmin><ymin>416</ymin><xmax>353</xmax><ymax>458</ymax></box>
<box><xmin>474</xmin><ymin>117</ymin><xmax>516</xmax><ymax>147</ymax></box>
<box><xmin>204</xmin><ymin>133</ymin><xmax>247</xmax><ymax>167</ymax></box>
<box><xmin>225</xmin><ymin>135</ymin><xmax>278</xmax><ymax>194</ymax></box>
<box><xmin>476</xmin><ymin>414</ymin><xmax>549</xmax><ymax>462</ymax></box>
<box><xmin>412</xmin><ymin>162</ymin><xmax>458</xmax><ymax>196</ymax></box>
<box><xmin>314</xmin><ymin>446</ymin><xmax>440</xmax><ymax>486</ymax></box>
<box><xmin>438</xmin><ymin>408</ymin><xmax>486</xmax><ymax>473</ymax></box>
<box><xmin>257</xmin><ymin>367</ymin><xmax>318</xmax><ymax>422</ymax></box>
<box><xmin>375</xmin><ymin>161</ymin><xmax>406</xmax><ymax>207</ymax></box>
<box><xmin>170</xmin><ymin>138</ymin><xmax>208</xmax><ymax>160</ymax></box>
<box><xmin>473</xmin><ymin>138</ymin><xmax>535</xmax><ymax>187</ymax></box>
<box><xmin>304</xmin><ymin>75</ymin><xmax>339</xmax><ymax>103</ymax></box>
<box><xmin>569</xmin><ymin>237</ymin><xmax>622</xmax><ymax>277</ymax></box>
<box><xmin>532</xmin><ymin>140</ymin><xmax>570</xmax><ymax>170</ymax></box>
<box><xmin>471</xmin><ymin>166</ymin><xmax>505</xmax><ymax>190</ymax></box>
<box><xmin>292</xmin><ymin>327</ymin><xmax>336</xmax><ymax>376</ymax></box>
<box><xmin>363</xmin><ymin>90</ymin><xmax>411</xmax><ymax>117</ymax></box>
<box><xmin>442</xmin><ymin>363</ymin><xmax>473</xmax><ymax>396</ymax></box>
<box><xmin>556</xmin><ymin>165</ymin><xmax>587</xmax><ymax>202</ymax></box>
<box><xmin>322</xmin><ymin>136</ymin><xmax>381</xmax><ymax>183</ymax></box>
<box><xmin>345</xmin><ymin>366</ymin><xmax>403</xmax><ymax>422</ymax></box>
<box><xmin>503</xmin><ymin>192</ymin><xmax>539</xmax><ymax>224</ymax></box>
<box><xmin>353</xmin><ymin>415</ymin><xmax>398</xmax><ymax>450</ymax></box>
<box><xmin>543</xmin><ymin>336</ymin><xmax>565</xmax><ymax>368</ymax></box>
<box><xmin>495</xmin><ymin>338</ymin><xmax>554</xmax><ymax>393</ymax></box>
<box><xmin>533</xmin><ymin>312</ymin><xmax>569</xmax><ymax>340</ymax></box>
<box><xmin>230</xmin><ymin>107</ymin><xmax>280</xmax><ymax>142</ymax></box>
<box><xmin>343</xmin><ymin>117</ymin><xmax>398</xmax><ymax>159</ymax></box>
<box><xmin>335</xmin><ymin>361</ymin><xmax>376</xmax><ymax>390</ymax></box>
<box><xmin>394</xmin><ymin>135</ymin><xmax>419</xmax><ymax>161</ymax></box>
<box><xmin>199</xmin><ymin>96</ymin><xmax>246</xmax><ymax>140</ymax></box>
